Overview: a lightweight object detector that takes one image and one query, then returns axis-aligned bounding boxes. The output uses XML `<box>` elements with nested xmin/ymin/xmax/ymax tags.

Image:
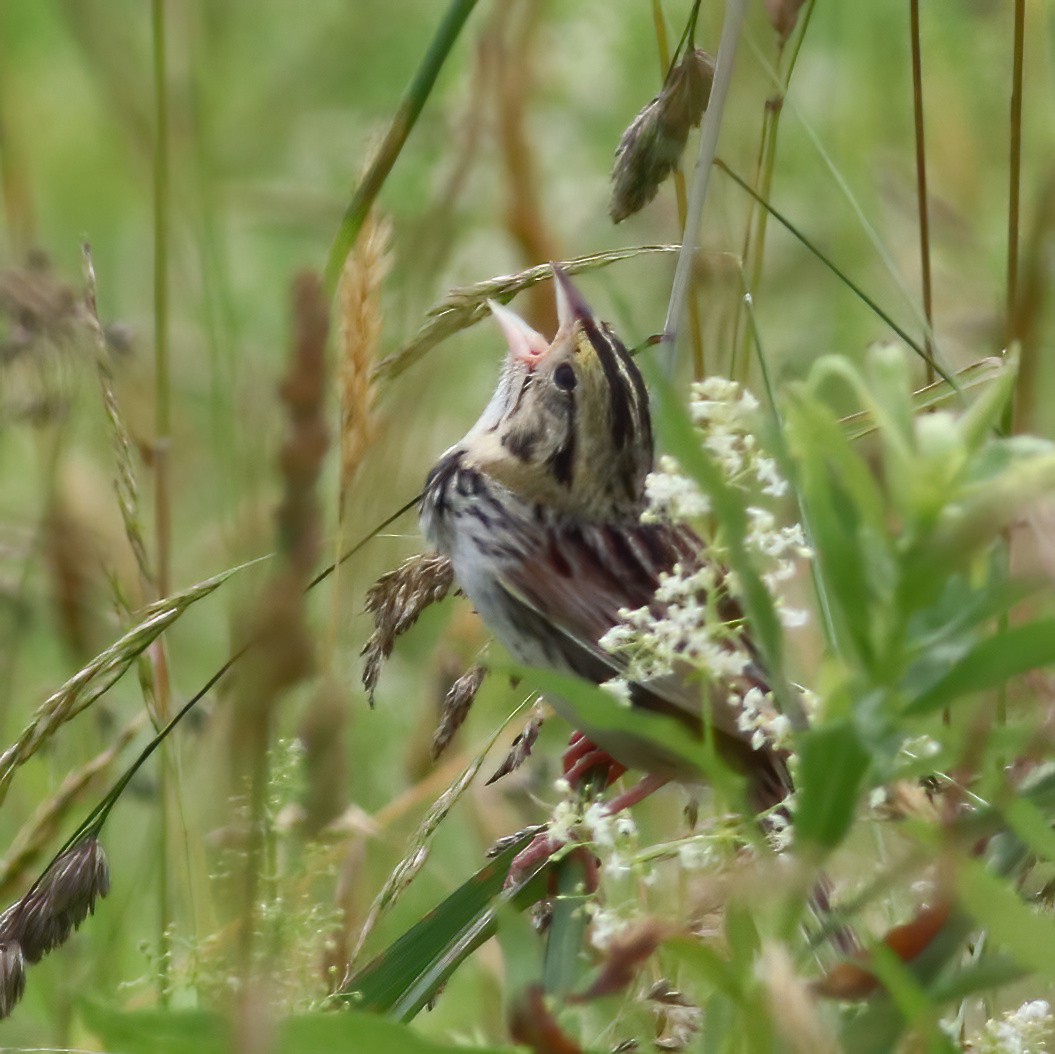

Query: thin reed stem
<box><xmin>716</xmin><ymin>159</ymin><xmax>960</xmax><ymax>393</ymax></box>
<box><xmin>910</xmin><ymin>0</ymin><xmax>935</xmax><ymax>384</ymax></box>
<box><xmin>651</xmin><ymin>0</ymin><xmax>705</xmax><ymax>378</ymax></box>
<box><xmin>662</xmin><ymin>0</ymin><xmax>748</xmax><ymax>378</ymax></box>
<box><xmin>998</xmin><ymin>0</ymin><xmax>1026</xmax><ymax>731</ymax></box>
<box><xmin>151</xmin><ymin>0</ymin><xmax>173</xmax><ymax>1004</ymax></box>
<box><xmin>730</xmin><ymin>0</ymin><xmax>814</xmax><ymax>382</ymax></box>
<box><xmin>1006</xmin><ymin>0</ymin><xmax>1025</xmax><ymax>338</ymax></box>
<box><xmin>323</xmin><ymin>0</ymin><xmax>478</xmax><ymax>294</ymax></box>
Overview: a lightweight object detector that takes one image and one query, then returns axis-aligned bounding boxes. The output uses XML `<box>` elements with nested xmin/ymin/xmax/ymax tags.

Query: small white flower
<box><xmin>600</xmin><ymin>677</ymin><xmax>632</xmax><ymax>708</ymax></box>
<box><xmin>548</xmin><ymin>798</ymin><xmax>578</xmax><ymax>845</ymax></box>
<box><xmin>677</xmin><ymin>838</ymin><xmax>718</xmax><ymax>870</ymax></box>
<box><xmin>976</xmin><ymin>998</ymin><xmax>1052</xmax><ymax>1053</ymax></box>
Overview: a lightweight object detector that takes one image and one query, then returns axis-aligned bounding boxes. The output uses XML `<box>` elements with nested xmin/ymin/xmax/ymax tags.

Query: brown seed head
<box><xmin>609</xmin><ymin>49</ymin><xmax>715</xmax><ymax>224</ymax></box>
<box><xmin>0</xmin><ymin>837</ymin><xmax>110</xmax><ymax>965</ymax></box>
<box><xmin>361</xmin><ymin>553</ymin><xmax>454</xmax><ymax>705</ymax></box>
<box><xmin>431</xmin><ymin>664</ymin><xmax>487</xmax><ymax>761</ymax></box>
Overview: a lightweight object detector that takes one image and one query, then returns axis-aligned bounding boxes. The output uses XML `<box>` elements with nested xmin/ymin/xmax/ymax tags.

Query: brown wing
<box><xmin>496</xmin><ymin>518</ymin><xmax>791</xmax><ymax>808</ymax></box>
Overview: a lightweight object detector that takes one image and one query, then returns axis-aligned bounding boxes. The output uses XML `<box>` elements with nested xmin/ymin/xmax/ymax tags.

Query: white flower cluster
<box><xmin>600</xmin><ymin>562</ymin><xmax>751</xmax><ymax>688</ymax></box>
<box><xmin>736</xmin><ymin>686</ymin><xmax>792</xmax><ymax>752</ymax></box>
<box><xmin>602</xmin><ymin>375</ymin><xmax>811</xmax><ymax>715</ymax></box>
<box><xmin>547</xmin><ymin>779</ymin><xmax>644</xmax><ymax>880</ymax></box>
<box><xmin>976</xmin><ymin>999</ymin><xmax>1053</xmax><ymax>1054</ymax></box>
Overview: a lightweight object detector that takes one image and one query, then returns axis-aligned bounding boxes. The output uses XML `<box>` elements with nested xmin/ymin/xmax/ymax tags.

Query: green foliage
<box><xmin>1</xmin><ymin>1</ymin><xmax>1054</xmax><ymax>1052</ymax></box>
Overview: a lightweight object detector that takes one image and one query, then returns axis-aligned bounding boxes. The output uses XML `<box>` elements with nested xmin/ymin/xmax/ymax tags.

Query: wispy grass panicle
<box><xmin>337</xmin><ymin>211</ymin><xmax>390</xmax><ymax>515</ymax></box>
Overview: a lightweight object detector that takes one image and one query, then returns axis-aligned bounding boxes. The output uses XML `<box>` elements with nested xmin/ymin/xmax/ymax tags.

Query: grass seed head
<box><xmin>361</xmin><ymin>553</ymin><xmax>454</xmax><ymax>705</ymax></box>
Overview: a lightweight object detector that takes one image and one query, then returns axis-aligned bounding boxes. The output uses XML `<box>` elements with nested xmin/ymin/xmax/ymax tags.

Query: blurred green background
<box><xmin>0</xmin><ymin>0</ymin><xmax>1053</xmax><ymax>1047</ymax></box>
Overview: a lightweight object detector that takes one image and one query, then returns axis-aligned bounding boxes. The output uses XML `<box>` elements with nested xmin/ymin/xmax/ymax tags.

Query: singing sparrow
<box><xmin>421</xmin><ymin>266</ymin><xmax>789</xmax><ymax>817</ymax></box>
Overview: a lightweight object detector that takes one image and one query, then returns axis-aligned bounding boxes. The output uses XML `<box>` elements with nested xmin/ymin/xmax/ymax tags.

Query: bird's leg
<box><xmin>561</xmin><ymin>732</ymin><xmax>627</xmax><ymax>788</ymax></box>
<box><xmin>601</xmin><ymin>773</ymin><xmax>669</xmax><ymax>815</ymax></box>
<box><xmin>506</xmin><ymin>736</ymin><xmax>662</xmax><ymax>889</ymax></box>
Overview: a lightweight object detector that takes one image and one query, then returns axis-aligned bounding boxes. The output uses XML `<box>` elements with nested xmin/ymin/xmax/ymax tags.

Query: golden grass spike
<box><xmin>337</xmin><ymin>212</ymin><xmax>391</xmax><ymax>515</ymax></box>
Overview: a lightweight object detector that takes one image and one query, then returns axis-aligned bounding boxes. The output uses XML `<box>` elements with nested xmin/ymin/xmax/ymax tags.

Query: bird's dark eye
<box><xmin>553</xmin><ymin>363</ymin><xmax>577</xmax><ymax>391</ymax></box>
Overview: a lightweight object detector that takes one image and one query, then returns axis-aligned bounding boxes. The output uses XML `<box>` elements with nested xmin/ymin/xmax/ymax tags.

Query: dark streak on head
<box><xmin>582</xmin><ymin>320</ymin><xmax>635</xmax><ymax>451</ymax></box>
<box><xmin>501</xmin><ymin>427</ymin><xmax>539</xmax><ymax>462</ymax></box>
<box><xmin>605</xmin><ymin>323</ymin><xmax>652</xmax><ymax>461</ymax></box>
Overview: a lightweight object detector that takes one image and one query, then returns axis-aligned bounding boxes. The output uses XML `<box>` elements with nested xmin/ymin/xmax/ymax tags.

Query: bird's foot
<box><xmin>561</xmin><ymin>732</ymin><xmax>627</xmax><ymax>788</ymax></box>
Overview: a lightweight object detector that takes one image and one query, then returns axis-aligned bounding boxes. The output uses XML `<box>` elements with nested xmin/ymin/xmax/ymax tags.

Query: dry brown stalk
<box><xmin>337</xmin><ymin>211</ymin><xmax>390</xmax><ymax>515</ymax></box>
<box><xmin>493</xmin><ymin>1</ymin><xmax>560</xmax><ymax>334</ymax></box>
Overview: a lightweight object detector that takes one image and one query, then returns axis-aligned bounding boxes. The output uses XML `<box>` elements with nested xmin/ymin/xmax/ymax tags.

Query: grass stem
<box><xmin>650</xmin><ymin>0</ymin><xmax>705</xmax><ymax>378</ymax></box>
<box><xmin>323</xmin><ymin>0</ymin><xmax>478</xmax><ymax>294</ymax></box>
<box><xmin>910</xmin><ymin>0</ymin><xmax>935</xmax><ymax>384</ymax></box>
<box><xmin>151</xmin><ymin>0</ymin><xmax>173</xmax><ymax>1005</ymax></box>
<box><xmin>662</xmin><ymin>0</ymin><xmax>748</xmax><ymax>378</ymax></box>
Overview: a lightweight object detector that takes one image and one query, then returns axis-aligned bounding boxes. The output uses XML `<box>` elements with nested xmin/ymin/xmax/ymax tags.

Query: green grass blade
<box><xmin>794</xmin><ymin>721</ymin><xmax>869</xmax><ymax>851</ymax></box>
<box><xmin>905</xmin><ymin>616</ymin><xmax>1055</xmax><ymax>716</ymax></box>
<box><xmin>341</xmin><ymin>830</ymin><xmax>547</xmax><ymax>1020</ymax></box>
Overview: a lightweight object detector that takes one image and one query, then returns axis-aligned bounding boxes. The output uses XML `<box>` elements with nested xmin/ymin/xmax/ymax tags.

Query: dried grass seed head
<box><xmin>361</xmin><ymin>552</ymin><xmax>454</xmax><ymax>704</ymax></box>
<box><xmin>0</xmin><ymin>837</ymin><xmax>110</xmax><ymax>965</ymax></box>
<box><xmin>609</xmin><ymin>49</ymin><xmax>715</xmax><ymax>224</ymax></box>
<box><xmin>431</xmin><ymin>663</ymin><xmax>487</xmax><ymax>761</ymax></box>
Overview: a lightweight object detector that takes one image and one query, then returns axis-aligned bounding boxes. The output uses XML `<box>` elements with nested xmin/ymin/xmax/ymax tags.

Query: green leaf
<box><xmin>513</xmin><ymin>666</ymin><xmax>705</xmax><ymax>773</ymax></box>
<box><xmin>341</xmin><ymin>830</ymin><xmax>548</xmax><ymax>1020</ymax></box>
<box><xmin>1002</xmin><ymin>796</ymin><xmax>1055</xmax><ymax>862</ymax></box>
<box><xmin>905</xmin><ymin>617</ymin><xmax>1055</xmax><ymax>715</ymax></box>
<box><xmin>663</xmin><ymin>936</ymin><xmax>740</xmax><ymax>1001</ymax></box>
<box><xmin>794</xmin><ymin>722</ymin><xmax>869</xmax><ymax>850</ymax></box>
<box><xmin>958</xmin><ymin>860</ymin><xmax>1055</xmax><ymax>980</ymax></box>
<box><xmin>81</xmin><ymin>1004</ymin><xmax>520</xmax><ymax>1054</ymax></box>
<box><xmin>542</xmin><ymin>852</ymin><xmax>592</xmax><ymax>996</ymax></box>
<box><xmin>81</xmin><ymin>1005</ymin><xmax>229</xmax><ymax>1054</ymax></box>
<box><xmin>785</xmin><ymin>388</ymin><xmax>888</xmax><ymax>670</ymax></box>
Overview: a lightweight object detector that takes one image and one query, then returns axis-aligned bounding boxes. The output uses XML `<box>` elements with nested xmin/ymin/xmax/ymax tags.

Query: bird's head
<box><xmin>461</xmin><ymin>266</ymin><xmax>654</xmax><ymax>521</ymax></box>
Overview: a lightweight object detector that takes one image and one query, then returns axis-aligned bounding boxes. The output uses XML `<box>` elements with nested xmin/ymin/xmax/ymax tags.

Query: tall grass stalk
<box><xmin>323</xmin><ymin>0</ymin><xmax>478</xmax><ymax>294</ymax></box>
<box><xmin>909</xmin><ymin>0</ymin><xmax>934</xmax><ymax>383</ymax></box>
<box><xmin>730</xmin><ymin>0</ymin><xmax>815</xmax><ymax>383</ymax></box>
<box><xmin>662</xmin><ymin>0</ymin><xmax>748</xmax><ymax>378</ymax></box>
<box><xmin>650</xmin><ymin>0</ymin><xmax>705</xmax><ymax>378</ymax></box>
<box><xmin>150</xmin><ymin>0</ymin><xmax>174</xmax><ymax>1004</ymax></box>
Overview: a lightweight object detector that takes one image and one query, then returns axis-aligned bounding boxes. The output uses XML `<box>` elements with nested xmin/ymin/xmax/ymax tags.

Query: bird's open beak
<box><xmin>488</xmin><ymin>264</ymin><xmax>595</xmax><ymax>368</ymax></box>
<box><xmin>487</xmin><ymin>299</ymin><xmax>548</xmax><ymax>367</ymax></box>
<box><xmin>552</xmin><ymin>264</ymin><xmax>593</xmax><ymax>331</ymax></box>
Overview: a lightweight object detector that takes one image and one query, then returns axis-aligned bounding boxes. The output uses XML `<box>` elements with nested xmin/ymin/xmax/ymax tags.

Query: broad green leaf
<box><xmin>794</xmin><ymin>722</ymin><xmax>869</xmax><ymax>850</ymax></box>
<box><xmin>958</xmin><ymin>860</ymin><xmax>1055</xmax><ymax>980</ymax></box>
<box><xmin>663</xmin><ymin>936</ymin><xmax>740</xmax><ymax>1001</ymax></box>
<box><xmin>515</xmin><ymin>666</ymin><xmax>700</xmax><ymax>766</ymax></box>
<box><xmin>905</xmin><ymin>617</ymin><xmax>1055</xmax><ymax>715</ymax></box>
<box><xmin>1002</xmin><ymin>796</ymin><xmax>1055</xmax><ymax>862</ymax></box>
<box><xmin>542</xmin><ymin>852</ymin><xmax>592</xmax><ymax>996</ymax></box>
<box><xmin>341</xmin><ymin>830</ymin><xmax>547</xmax><ymax>1020</ymax></box>
<box><xmin>81</xmin><ymin>1005</ymin><xmax>228</xmax><ymax>1054</ymax></box>
<box><xmin>927</xmin><ymin>954</ymin><xmax>1025</xmax><ymax>1005</ymax></box>
<box><xmin>81</xmin><ymin>1003</ymin><xmax>519</xmax><ymax>1054</ymax></box>
<box><xmin>785</xmin><ymin>389</ymin><xmax>888</xmax><ymax>670</ymax></box>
